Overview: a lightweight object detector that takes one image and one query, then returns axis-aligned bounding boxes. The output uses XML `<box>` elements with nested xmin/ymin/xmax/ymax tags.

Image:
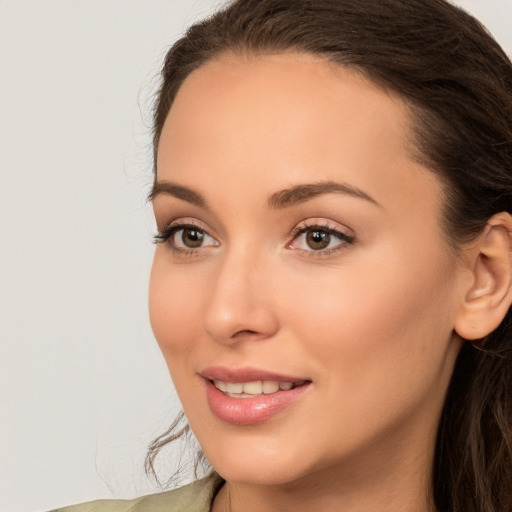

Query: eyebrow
<box><xmin>148</xmin><ymin>181</ymin><xmax>208</xmax><ymax>208</ymax></box>
<box><xmin>268</xmin><ymin>181</ymin><xmax>380</xmax><ymax>209</ymax></box>
<box><xmin>149</xmin><ymin>180</ymin><xmax>380</xmax><ymax>209</ymax></box>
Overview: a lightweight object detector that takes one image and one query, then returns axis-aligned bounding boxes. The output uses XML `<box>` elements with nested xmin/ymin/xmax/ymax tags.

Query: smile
<box><xmin>212</xmin><ymin>379</ymin><xmax>305</xmax><ymax>397</ymax></box>
<box><xmin>201</xmin><ymin>367</ymin><xmax>312</xmax><ymax>424</ymax></box>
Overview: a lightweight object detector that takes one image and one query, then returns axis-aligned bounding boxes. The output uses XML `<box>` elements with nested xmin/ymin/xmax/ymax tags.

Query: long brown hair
<box><xmin>147</xmin><ymin>1</ymin><xmax>512</xmax><ymax>510</ymax></box>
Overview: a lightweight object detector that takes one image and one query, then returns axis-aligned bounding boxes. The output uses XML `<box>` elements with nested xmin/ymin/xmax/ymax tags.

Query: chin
<box><xmin>212</xmin><ymin>456</ymin><xmax>308</xmax><ymax>486</ymax></box>
<box><xmin>194</xmin><ymin>424</ymin><xmax>318</xmax><ymax>486</ymax></box>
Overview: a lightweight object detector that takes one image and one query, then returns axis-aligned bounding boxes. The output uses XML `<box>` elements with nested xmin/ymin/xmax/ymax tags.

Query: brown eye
<box><xmin>154</xmin><ymin>221</ymin><xmax>219</xmax><ymax>253</ymax></box>
<box><xmin>306</xmin><ymin>230</ymin><xmax>331</xmax><ymax>250</ymax></box>
<box><xmin>180</xmin><ymin>227</ymin><xmax>205</xmax><ymax>248</ymax></box>
<box><xmin>287</xmin><ymin>222</ymin><xmax>355</xmax><ymax>256</ymax></box>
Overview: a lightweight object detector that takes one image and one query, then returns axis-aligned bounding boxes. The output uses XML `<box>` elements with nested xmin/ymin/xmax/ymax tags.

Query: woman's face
<box><xmin>149</xmin><ymin>54</ymin><xmax>465</xmax><ymax>486</ymax></box>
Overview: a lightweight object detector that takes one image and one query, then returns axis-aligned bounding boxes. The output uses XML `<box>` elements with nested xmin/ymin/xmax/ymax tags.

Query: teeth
<box><xmin>213</xmin><ymin>379</ymin><xmax>300</xmax><ymax>396</ymax></box>
<box><xmin>213</xmin><ymin>380</ymin><xmax>227</xmax><ymax>392</ymax></box>
<box><xmin>262</xmin><ymin>381</ymin><xmax>279</xmax><ymax>394</ymax></box>
<box><xmin>243</xmin><ymin>381</ymin><xmax>263</xmax><ymax>394</ymax></box>
<box><xmin>226</xmin><ymin>382</ymin><xmax>243</xmax><ymax>394</ymax></box>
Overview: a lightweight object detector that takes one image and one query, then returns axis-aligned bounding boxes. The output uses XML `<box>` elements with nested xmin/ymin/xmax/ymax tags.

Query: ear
<box><xmin>454</xmin><ymin>212</ymin><xmax>512</xmax><ymax>340</ymax></box>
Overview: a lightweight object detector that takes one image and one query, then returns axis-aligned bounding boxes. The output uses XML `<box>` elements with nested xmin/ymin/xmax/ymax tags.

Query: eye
<box><xmin>154</xmin><ymin>221</ymin><xmax>219</xmax><ymax>253</ymax></box>
<box><xmin>173</xmin><ymin>226</ymin><xmax>215</xmax><ymax>248</ymax></box>
<box><xmin>287</xmin><ymin>221</ymin><xmax>355</xmax><ymax>255</ymax></box>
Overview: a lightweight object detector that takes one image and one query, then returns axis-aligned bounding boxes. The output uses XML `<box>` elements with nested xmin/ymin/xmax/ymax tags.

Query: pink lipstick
<box><xmin>201</xmin><ymin>366</ymin><xmax>311</xmax><ymax>425</ymax></box>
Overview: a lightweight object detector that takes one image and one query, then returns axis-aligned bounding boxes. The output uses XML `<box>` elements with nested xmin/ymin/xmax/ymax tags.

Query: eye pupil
<box><xmin>306</xmin><ymin>230</ymin><xmax>330</xmax><ymax>250</ymax></box>
<box><xmin>182</xmin><ymin>228</ymin><xmax>204</xmax><ymax>248</ymax></box>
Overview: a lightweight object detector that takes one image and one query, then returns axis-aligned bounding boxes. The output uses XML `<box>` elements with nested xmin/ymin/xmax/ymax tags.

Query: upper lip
<box><xmin>201</xmin><ymin>366</ymin><xmax>310</xmax><ymax>383</ymax></box>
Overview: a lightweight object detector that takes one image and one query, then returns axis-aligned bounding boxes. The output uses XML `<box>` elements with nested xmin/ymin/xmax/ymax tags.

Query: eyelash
<box><xmin>153</xmin><ymin>220</ymin><xmax>216</xmax><ymax>256</ymax></box>
<box><xmin>288</xmin><ymin>221</ymin><xmax>355</xmax><ymax>258</ymax></box>
<box><xmin>153</xmin><ymin>220</ymin><xmax>355</xmax><ymax>257</ymax></box>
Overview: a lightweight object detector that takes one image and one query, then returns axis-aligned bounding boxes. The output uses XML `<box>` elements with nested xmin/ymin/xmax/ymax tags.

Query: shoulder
<box><xmin>50</xmin><ymin>474</ymin><xmax>223</xmax><ymax>512</ymax></box>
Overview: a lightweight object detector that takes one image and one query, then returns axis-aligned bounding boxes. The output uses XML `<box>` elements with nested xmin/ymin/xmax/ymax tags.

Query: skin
<box><xmin>149</xmin><ymin>53</ymin><xmax>477</xmax><ymax>512</ymax></box>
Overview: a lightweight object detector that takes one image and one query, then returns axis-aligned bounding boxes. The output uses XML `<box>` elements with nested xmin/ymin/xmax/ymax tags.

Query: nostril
<box><xmin>232</xmin><ymin>329</ymin><xmax>259</xmax><ymax>338</ymax></box>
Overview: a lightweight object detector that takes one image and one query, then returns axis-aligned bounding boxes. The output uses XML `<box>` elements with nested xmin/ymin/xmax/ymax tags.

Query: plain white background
<box><xmin>1</xmin><ymin>1</ymin><xmax>511</xmax><ymax>511</ymax></box>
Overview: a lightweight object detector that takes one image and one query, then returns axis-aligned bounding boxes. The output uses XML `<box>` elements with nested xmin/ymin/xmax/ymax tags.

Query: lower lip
<box><xmin>204</xmin><ymin>379</ymin><xmax>311</xmax><ymax>425</ymax></box>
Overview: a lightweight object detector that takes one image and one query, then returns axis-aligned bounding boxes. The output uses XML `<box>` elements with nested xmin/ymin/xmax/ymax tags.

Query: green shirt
<box><xmin>50</xmin><ymin>474</ymin><xmax>223</xmax><ymax>512</ymax></box>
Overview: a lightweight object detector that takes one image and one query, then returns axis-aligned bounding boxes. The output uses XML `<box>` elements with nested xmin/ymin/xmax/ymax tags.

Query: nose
<box><xmin>202</xmin><ymin>247</ymin><xmax>279</xmax><ymax>345</ymax></box>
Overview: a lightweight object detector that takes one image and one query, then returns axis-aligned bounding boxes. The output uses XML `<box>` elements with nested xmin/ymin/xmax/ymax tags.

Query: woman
<box><xmin>54</xmin><ymin>0</ymin><xmax>512</xmax><ymax>511</ymax></box>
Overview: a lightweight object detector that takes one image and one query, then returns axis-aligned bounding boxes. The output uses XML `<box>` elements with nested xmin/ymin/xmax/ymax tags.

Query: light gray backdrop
<box><xmin>1</xmin><ymin>1</ymin><xmax>511</xmax><ymax>511</ymax></box>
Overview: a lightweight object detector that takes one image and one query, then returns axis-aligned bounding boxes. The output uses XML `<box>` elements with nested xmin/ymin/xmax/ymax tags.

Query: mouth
<box><xmin>200</xmin><ymin>367</ymin><xmax>312</xmax><ymax>425</ymax></box>
<box><xmin>211</xmin><ymin>378</ymin><xmax>307</xmax><ymax>398</ymax></box>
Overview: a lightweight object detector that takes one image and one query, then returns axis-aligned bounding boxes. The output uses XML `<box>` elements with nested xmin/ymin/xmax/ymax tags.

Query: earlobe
<box><xmin>454</xmin><ymin>212</ymin><xmax>512</xmax><ymax>340</ymax></box>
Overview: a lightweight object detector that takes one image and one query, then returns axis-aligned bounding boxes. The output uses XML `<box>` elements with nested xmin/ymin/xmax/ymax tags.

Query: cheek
<box><xmin>148</xmin><ymin>252</ymin><xmax>203</xmax><ymax>364</ymax></box>
<box><xmin>268</xmin><ymin>247</ymin><xmax>460</xmax><ymax>463</ymax></box>
<box><xmin>279</xmin><ymin>241</ymin><xmax>458</xmax><ymax>396</ymax></box>
<box><xmin>148</xmin><ymin>255</ymin><xmax>212</xmax><ymax>420</ymax></box>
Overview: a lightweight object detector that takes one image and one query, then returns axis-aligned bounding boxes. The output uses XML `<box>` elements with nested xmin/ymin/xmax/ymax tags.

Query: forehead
<box><xmin>157</xmin><ymin>52</ymin><xmax>443</xmax><ymax>219</ymax></box>
<box><xmin>160</xmin><ymin>52</ymin><xmax>414</xmax><ymax>161</ymax></box>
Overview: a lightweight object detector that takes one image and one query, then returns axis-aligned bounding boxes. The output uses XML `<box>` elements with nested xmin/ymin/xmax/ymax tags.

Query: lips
<box><xmin>201</xmin><ymin>366</ymin><xmax>309</xmax><ymax>383</ymax></box>
<box><xmin>201</xmin><ymin>366</ymin><xmax>311</xmax><ymax>425</ymax></box>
